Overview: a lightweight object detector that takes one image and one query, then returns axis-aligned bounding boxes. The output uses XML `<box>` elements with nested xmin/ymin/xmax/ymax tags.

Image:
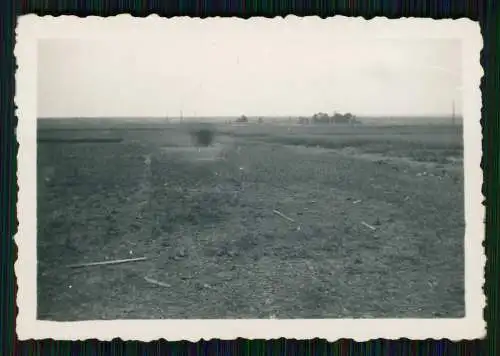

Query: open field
<box><xmin>37</xmin><ymin>119</ymin><xmax>465</xmax><ymax>320</ymax></box>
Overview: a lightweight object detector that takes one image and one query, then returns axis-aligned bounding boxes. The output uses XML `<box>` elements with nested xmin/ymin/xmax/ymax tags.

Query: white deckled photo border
<box><xmin>15</xmin><ymin>14</ymin><xmax>486</xmax><ymax>341</ymax></box>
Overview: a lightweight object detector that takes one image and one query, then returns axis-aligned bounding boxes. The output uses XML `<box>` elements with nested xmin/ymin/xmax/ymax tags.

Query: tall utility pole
<box><xmin>452</xmin><ymin>100</ymin><xmax>456</xmax><ymax>126</ymax></box>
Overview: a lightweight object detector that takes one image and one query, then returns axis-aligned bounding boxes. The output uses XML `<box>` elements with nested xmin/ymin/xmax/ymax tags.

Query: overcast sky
<box><xmin>37</xmin><ymin>24</ymin><xmax>462</xmax><ymax>118</ymax></box>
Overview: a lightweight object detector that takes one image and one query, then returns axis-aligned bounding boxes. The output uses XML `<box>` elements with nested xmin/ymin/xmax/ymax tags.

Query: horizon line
<box><xmin>37</xmin><ymin>114</ymin><xmax>462</xmax><ymax>120</ymax></box>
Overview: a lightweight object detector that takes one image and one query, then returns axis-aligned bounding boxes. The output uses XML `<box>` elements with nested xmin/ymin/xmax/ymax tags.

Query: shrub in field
<box><xmin>190</xmin><ymin>126</ymin><xmax>216</xmax><ymax>146</ymax></box>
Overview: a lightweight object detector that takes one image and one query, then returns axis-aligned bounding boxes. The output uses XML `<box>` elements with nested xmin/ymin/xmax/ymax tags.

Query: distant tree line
<box><xmin>307</xmin><ymin>112</ymin><xmax>358</xmax><ymax>125</ymax></box>
<box><xmin>231</xmin><ymin>113</ymin><xmax>359</xmax><ymax>125</ymax></box>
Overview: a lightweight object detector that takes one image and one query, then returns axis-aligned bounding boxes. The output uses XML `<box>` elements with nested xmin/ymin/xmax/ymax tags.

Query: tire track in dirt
<box><xmin>129</xmin><ymin>148</ymin><xmax>233</xmax><ymax>317</ymax></box>
<box><xmin>79</xmin><ymin>151</ymin><xmax>174</xmax><ymax>319</ymax></box>
<box><xmin>106</xmin><ymin>153</ymin><xmax>156</xmax><ymax>259</ymax></box>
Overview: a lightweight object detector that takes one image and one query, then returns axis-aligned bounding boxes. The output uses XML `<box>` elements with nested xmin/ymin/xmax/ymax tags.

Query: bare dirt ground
<box><xmin>36</xmin><ymin>120</ymin><xmax>465</xmax><ymax>320</ymax></box>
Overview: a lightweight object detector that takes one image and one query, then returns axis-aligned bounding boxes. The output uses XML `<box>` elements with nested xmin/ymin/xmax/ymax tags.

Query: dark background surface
<box><xmin>2</xmin><ymin>0</ymin><xmax>498</xmax><ymax>355</ymax></box>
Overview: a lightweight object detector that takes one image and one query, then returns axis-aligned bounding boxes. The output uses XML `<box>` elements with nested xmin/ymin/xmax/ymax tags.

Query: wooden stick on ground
<box><xmin>144</xmin><ymin>276</ymin><xmax>171</xmax><ymax>288</ymax></box>
<box><xmin>361</xmin><ymin>221</ymin><xmax>377</xmax><ymax>231</ymax></box>
<box><xmin>273</xmin><ymin>209</ymin><xmax>295</xmax><ymax>223</ymax></box>
<box><xmin>67</xmin><ymin>257</ymin><xmax>147</xmax><ymax>269</ymax></box>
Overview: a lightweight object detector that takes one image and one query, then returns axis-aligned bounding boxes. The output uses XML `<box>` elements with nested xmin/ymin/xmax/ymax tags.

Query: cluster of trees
<box><xmin>235</xmin><ymin>115</ymin><xmax>265</xmax><ymax>124</ymax></box>
<box><xmin>235</xmin><ymin>115</ymin><xmax>249</xmax><ymax>123</ymax></box>
<box><xmin>309</xmin><ymin>112</ymin><xmax>357</xmax><ymax>124</ymax></box>
<box><xmin>297</xmin><ymin>112</ymin><xmax>358</xmax><ymax>125</ymax></box>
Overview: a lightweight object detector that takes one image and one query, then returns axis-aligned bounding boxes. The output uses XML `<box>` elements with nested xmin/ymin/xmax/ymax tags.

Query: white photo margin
<box><xmin>15</xmin><ymin>15</ymin><xmax>485</xmax><ymax>341</ymax></box>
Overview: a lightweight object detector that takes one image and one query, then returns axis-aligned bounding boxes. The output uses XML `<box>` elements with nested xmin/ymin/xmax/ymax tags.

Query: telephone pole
<box><xmin>452</xmin><ymin>100</ymin><xmax>456</xmax><ymax>126</ymax></box>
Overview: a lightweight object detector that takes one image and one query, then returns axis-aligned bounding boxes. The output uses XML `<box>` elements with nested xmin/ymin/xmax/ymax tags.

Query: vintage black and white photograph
<box><xmin>16</xmin><ymin>16</ymin><xmax>484</xmax><ymax>341</ymax></box>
